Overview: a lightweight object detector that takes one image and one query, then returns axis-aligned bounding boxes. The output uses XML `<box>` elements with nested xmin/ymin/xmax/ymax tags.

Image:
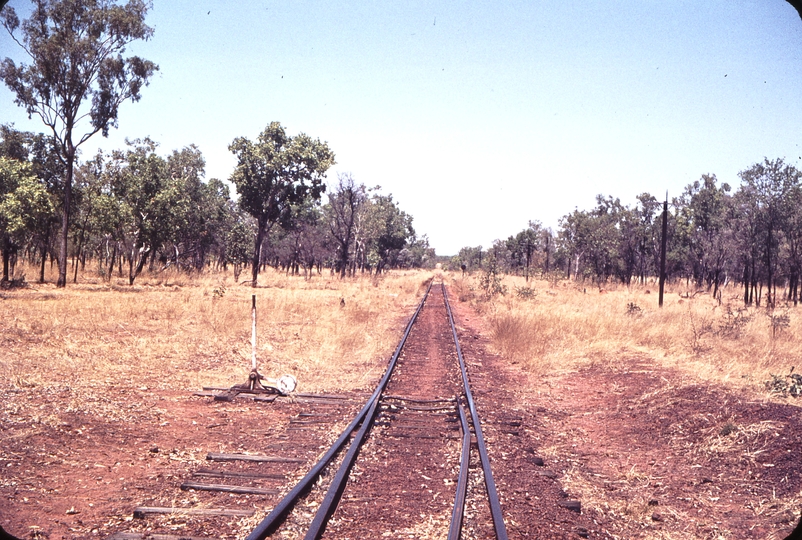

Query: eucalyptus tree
<box><xmin>362</xmin><ymin>193</ymin><xmax>414</xmax><ymax>273</ymax></box>
<box><xmin>224</xmin><ymin>209</ymin><xmax>255</xmax><ymax>282</ymax></box>
<box><xmin>269</xmin><ymin>200</ymin><xmax>326</xmax><ymax>276</ymax></box>
<box><xmin>454</xmin><ymin>245</ymin><xmax>483</xmax><ymax>273</ymax></box>
<box><xmin>70</xmin><ymin>155</ymin><xmax>104</xmax><ymax>281</ymax></box>
<box><xmin>296</xmin><ymin>207</ymin><xmax>331</xmax><ymax>277</ymax></box>
<box><xmin>737</xmin><ymin>158</ymin><xmax>801</xmax><ymax>306</ymax></box>
<box><xmin>633</xmin><ymin>193</ymin><xmax>661</xmax><ymax>284</ymax></box>
<box><xmin>398</xmin><ymin>234</ymin><xmax>435</xmax><ymax>269</ymax></box>
<box><xmin>540</xmin><ymin>226</ymin><xmax>555</xmax><ymax>275</ymax></box>
<box><xmin>488</xmin><ymin>238</ymin><xmax>513</xmax><ymax>274</ymax></box>
<box><xmin>731</xmin><ymin>183</ymin><xmax>765</xmax><ymax>305</ymax></box>
<box><xmin>559</xmin><ymin>198</ymin><xmax>617</xmax><ymax>283</ymax></box>
<box><xmin>0</xmin><ymin>124</ymin><xmax>63</xmax><ymax>281</ymax></box>
<box><xmin>0</xmin><ymin>156</ymin><xmax>53</xmax><ymax>281</ymax></box>
<box><xmin>674</xmin><ymin>175</ymin><xmax>732</xmax><ymax>296</ymax></box>
<box><xmin>508</xmin><ymin>221</ymin><xmax>542</xmax><ymax>281</ymax></box>
<box><xmin>105</xmin><ymin>138</ymin><xmax>189</xmax><ymax>285</ymax></box>
<box><xmin>783</xmin><ymin>184</ymin><xmax>802</xmax><ymax>304</ymax></box>
<box><xmin>72</xmin><ymin>153</ymin><xmax>123</xmax><ymax>279</ymax></box>
<box><xmin>0</xmin><ymin>124</ymin><xmax>29</xmax><ymax>162</ymax></box>
<box><xmin>164</xmin><ymin>146</ymin><xmax>233</xmax><ymax>270</ymax></box>
<box><xmin>229</xmin><ymin>122</ymin><xmax>335</xmax><ymax>286</ymax></box>
<box><xmin>0</xmin><ymin>0</ymin><xmax>158</xmax><ymax>287</ymax></box>
<box><xmin>556</xmin><ymin>197</ymin><xmax>637</xmax><ymax>284</ymax></box>
<box><xmin>557</xmin><ymin>208</ymin><xmax>591</xmax><ymax>280</ymax></box>
<box><xmin>326</xmin><ymin>172</ymin><xmax>366</xmax><ymax>278</ymax></box>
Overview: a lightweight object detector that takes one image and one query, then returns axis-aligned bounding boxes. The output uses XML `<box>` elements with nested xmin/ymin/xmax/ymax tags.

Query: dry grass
<box><xmin>0</xmin><ymin>262</ymin><xmax>433</xmax><ymax>396</ymax></box>
<box><xmin>451</xmin><ymin>272</ymin><xmax>802</xmax><ymax>392</ymax></box>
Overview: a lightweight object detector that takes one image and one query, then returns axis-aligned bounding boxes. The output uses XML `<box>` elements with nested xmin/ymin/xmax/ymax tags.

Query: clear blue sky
<box><xmin>2</xmin><ymin>0</ymin><xmax>801</xmax><ymax>255</ymax></box>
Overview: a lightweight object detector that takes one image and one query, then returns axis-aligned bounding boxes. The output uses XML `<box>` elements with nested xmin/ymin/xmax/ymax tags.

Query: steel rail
<box><xmin>443</xmin><ymin>284</ymin><xmax>509</xmax><ymax>540</ymax></box>
<box><xmin>447</xmin><ymin>396</ymin><xmax>472</xmax><ymax>540</ymax></box>
<box><xmin>303</xmin><ymin>391</ymin><xmax>381</xmax><ymax>539</ymax></box>
<box><xmin>245</xmin><ymin>279</ymin><xmax>433</xmax><ymax>540</ymax></box>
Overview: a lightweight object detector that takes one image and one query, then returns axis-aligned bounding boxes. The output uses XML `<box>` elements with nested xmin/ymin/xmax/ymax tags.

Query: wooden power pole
<box><xmin>658</xmin><ymin>193</ymin><xmax>668</xmax><ymax>307</ymax></box>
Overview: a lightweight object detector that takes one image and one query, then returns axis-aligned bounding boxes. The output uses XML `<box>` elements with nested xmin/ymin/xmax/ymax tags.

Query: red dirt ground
<box><xmin>450</xmin><ymin>298</ymin><xmax>802</xmax><ymax>540</ymax></box>
<box><xmin>2</xmin><ymin>290</ymin><xmax>801</xmax><ymax>539</ymax></box>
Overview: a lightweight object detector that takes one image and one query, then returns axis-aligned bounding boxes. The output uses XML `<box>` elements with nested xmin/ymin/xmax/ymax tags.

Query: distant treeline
<box><xmin>452</xmin><ymin>158</ymin><xmax>802</xmax><ymax>307</ymax></box>
<box><xmin>0</xmin><ymin>125</ymin><xmax>434</xmax><ymax>285</ymax></box>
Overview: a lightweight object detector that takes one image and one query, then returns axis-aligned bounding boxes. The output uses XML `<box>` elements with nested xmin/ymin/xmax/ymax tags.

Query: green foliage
<box><xmin>0</xmin><ymin>0</ymin><xmax>158</xmax><ymax>139</ymax></box>
<box><xmin>479</xmin><ymin>258</ymin><xmax>507</xmax><ymax>299</ymax></box>
<box><xmin>626</xmin><ymin>302</ymin><xmax>641</xmax><ymax>316</ymax></box>
<box><xmin>325</xmin><ymin>173</ymin><xmax>367</xmax><ymax>277</ymax></box>
<box><xmin>399</xmin><ymin>234</ymin><xmax>435</xmax><ymax>269</ymax></box>
<box><xmin>0</xmin><ymin>156</ymin><xmax>54</xmax><ymax>280</ymax></box>
<box><xmin>541</xmin><ymin>159</ymin><xmax>802</xmax><ymax>310</ymax></box>
<box><xmin>765</xmin><ymin>368</ymin><xmax>802</xmax><ymax>398</ymax></box>
<box><xmin>453</xmin><ymin>245</ymin><xmax>483</xmax><ymax>272</ymax></box>
<box><xmin>229</xmin><ymin>122</ymin><xmax>335</xmax><ymax>227</ymax></box>
<box><xmin>225</xmin><ymin>212</ymin><xmax>254</xmax><ymax>266</ymax></box>
<box><xmin>506</xmin><ymin>221</ymin><xmax>543</xmax><ymax>281</ymax></box>
<box><xmin>1</xmin><ymin>0</ymin><xmax>157</xmax><ymax>287</ymax></box>
<box><xmin>229</xmin><ymin>122</ymin><xmax>335</xmax><ymax>285</ymax></box>
<box><xmin>514</xmin><ymin>285</ymin><xmax>537</xmax><ymax>300</ymax></box>
<box><xmin>362</xmin><ymin>193</ymin><xmax>414</xmax><ymax>273</ymax></box>
<box><xmin>0</xmin><ymin>157</ymin><xmax>53</xmax><ymax>239</ymax></box>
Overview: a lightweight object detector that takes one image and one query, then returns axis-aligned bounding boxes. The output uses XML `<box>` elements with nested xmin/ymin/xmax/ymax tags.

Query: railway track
<box><xmin>109</xmin><ymin>280</ymin><xmax>508</xmax><ymax>539</ymax></box>
<box><xmin>245</xmin><ymin>280</ymin><xmax>507</xmax><ymax>539</ymax></box>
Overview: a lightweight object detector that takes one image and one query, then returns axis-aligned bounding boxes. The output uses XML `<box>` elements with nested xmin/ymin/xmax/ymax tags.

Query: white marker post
<box><xmin>251</xmin><ymin>294</ymin><xmax>258</xmax><ymax>372</ymax></box>
<box><xmin>215</xmin><ymin>294</ymin><xmax>297</xmax><ymax>400</ymax></box>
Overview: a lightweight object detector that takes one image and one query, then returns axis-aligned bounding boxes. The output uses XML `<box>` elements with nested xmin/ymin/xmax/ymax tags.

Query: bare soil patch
<box><xmin>450</xmin><ymin>297</ymin><xmax>802</xmax><ymax>540</ymax></box>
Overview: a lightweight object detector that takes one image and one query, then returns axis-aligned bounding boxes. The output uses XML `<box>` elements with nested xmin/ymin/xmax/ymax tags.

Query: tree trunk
<box><xmin>1</xmin><ymin>241</ymin><xmax>9</xmax><ymax>282</ymax></box>
<box><xmin>128</xmin><ymin>249</ymin><xmax>135</xmax><ymax>285</ymax></box>
<box><xmin>73</xmin><ymin>234</ymin><xmax>84</xmax><ymax>283</ymax></box>
<box><xmin>9</xmin><ymin>247</ymin><xmax>16</xmax><ymax>279</ymax></box>
<box><xmin>524</xmin><ymin>252</ymin><xmax>530</xmax><ymax>282</ymax></box>
<box><xmin>712</xmin><ymin>270</ymin><xmax>719</xmax><ymax>300</ymax></box>
<box><xmin>129</xmin><ymin>245</ymin><xmax>150</xmax><ymax>285</ymax></box>
<box><xmin>766</xmin><ymin>226</ymin><xmax>773</xmax><ymax>308</ymax></box>
<box><xmin>108</xmin><ymin>242</ymin><xmax>117</xmax><ymax>281</ymax></box>
<box><xmin>57</xmin><ymin>149</ymin><xmax>75</xmax><ymax>288</ymax></box>
<box><xmin>39</xmin><ymin>229</ymin><xmax>49</xmax><ymax>283</ymax></box>
<box><xmin>743</xmin><ymin>264</ymin><xmax>750</xmax><ymax>305</ymax></box>
<box><xmin>339</xmin><ymin>240</ymin><xmax>349</xmax><ymax>279</ymax></box>
<box><xmin>39</xmin><ymin>246</ymin><xmax>47</xmax><ymax>283</ymax></box>
<box><xmin>544</xmin><ymin>236</ymin><xmax>550</xmax><ymax>275</ymax></box>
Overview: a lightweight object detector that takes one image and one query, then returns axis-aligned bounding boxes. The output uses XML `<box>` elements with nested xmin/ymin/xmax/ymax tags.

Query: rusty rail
<box><xmin>443</xmin><ymin>284</ymin><xmax>509</xmax><ymax>540</ymax></box>
<box><xmin>245</xmin><ymin>279</ymin><xmax>433</xmax><ymax>540</ymax></box>
<box><xmin>246</xmin><ymin>280</ymin><xmax>508</xmax><ymax>539</ymax></box>
<box><xmin>447</xmin><ymin>396</ymin><xmax>472</xmax><ymax>540</ymax></box>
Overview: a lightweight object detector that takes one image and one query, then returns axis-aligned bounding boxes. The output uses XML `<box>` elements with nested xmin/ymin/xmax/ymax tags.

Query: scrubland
<box><xmin>3</xmin><ymin>264</ymin><xmax>800</xmax><ymax>539</ymax></box>
<box><xmin>451</xmin><ymin>273</ymin><xmax>801</xmax><ymax>394</ymax></box>
<box><xmin>0</xmin><ymin>263</ymin><xmax>431</xmax><ymax>396</ymax></box>
<box><xmin>3</xmin><ymin>264</ymin><xmax>798</xmax><ymax>397</ymax></box>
